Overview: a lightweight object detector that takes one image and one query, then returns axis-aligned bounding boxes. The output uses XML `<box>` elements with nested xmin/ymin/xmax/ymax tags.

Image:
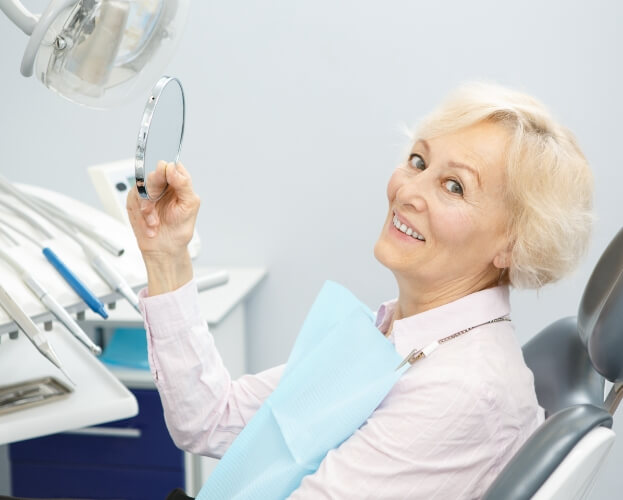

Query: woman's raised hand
<box><xmin>127</xmin><ymin>161</ymin><xmax>200</xmax><ymax>295</ymax></box>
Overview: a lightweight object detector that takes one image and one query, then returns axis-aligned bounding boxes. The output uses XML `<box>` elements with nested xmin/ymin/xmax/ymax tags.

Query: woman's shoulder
<box><xmin>396</xmin><ymin>321</ymin><xmax>534</xmax><ymax>403</ymax></box>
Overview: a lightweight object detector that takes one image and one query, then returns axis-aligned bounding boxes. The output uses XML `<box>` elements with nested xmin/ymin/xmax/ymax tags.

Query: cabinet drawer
<box><xmin>11</xmin><ymin>462</ymin><xmax>184</xmax><ymax>500</ymax></box>
<box><xmin>10</xmin><ymin>389</ymin><xmax>183</xmax><ymax>469</ymax></box>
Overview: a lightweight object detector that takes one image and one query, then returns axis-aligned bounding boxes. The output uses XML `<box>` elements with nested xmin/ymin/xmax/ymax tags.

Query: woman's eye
<box><xmin>444</xmin><ymin>179</ymin><xmax>464</xmax><ymax>195</ymax></box>
<box><xmin>409</xmin><ymin>154</ymin><xmax>426</xmax><ymax>171</ymax></box>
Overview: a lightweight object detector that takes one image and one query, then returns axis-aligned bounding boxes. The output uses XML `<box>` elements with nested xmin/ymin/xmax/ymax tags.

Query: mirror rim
<box><xmin>135</xmin><ymin>75</ymin><xmax>186</xmax><ymax>201</ymax></box>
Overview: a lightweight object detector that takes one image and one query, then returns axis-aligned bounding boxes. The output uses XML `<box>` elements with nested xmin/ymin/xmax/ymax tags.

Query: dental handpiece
<box><xmin>0</xmin><ymin>198</ymin><xmax>53</xmax><ymax>238</ymax></box>
<box><xmin>29</xmin><ymin>195</ymin><xmax>124</xmax><ymax>257</ymax></box>
<box><xmin>0</xmin><ymin>177</ymin><xmax>124</xmax><ymax>257</ymax></box>
<box><xmin>0</xmin><ymin>284</ymin><xmax>74</xmax><ymax>385</ymax></box>
<box><xmin>81</xmin><ymin>241</ymin><xmax>141</xmax><ymax>314</ymax></box>
<box><xmin>42</xmin><ymin>247</ymin><xmax>109</xmax><ymax>319</ymax></box>
<box><xmin>0</xmin><ymin>246</ymin><xmax>102</xmax><ymax>355</ymax></box>
<box><xmin>0</xmin><ymin>219</ymin><xmax>108</xmax><ymax>319</ymax></box>
<box><xmin>22</xmin><ymin>274</ymin><xmax>102</xmax><ymax>355</ymax></box>
<box><xmin>0</xmin><ymin>177</ymin><xmax>139</xmax><ymax>313</ymax></box>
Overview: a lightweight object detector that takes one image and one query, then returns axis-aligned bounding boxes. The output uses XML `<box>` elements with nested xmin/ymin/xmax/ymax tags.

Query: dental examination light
<box><xmin>0</xmin><ymin>0</ymin><xmax>190</xmax><ymax>108</ymax></box>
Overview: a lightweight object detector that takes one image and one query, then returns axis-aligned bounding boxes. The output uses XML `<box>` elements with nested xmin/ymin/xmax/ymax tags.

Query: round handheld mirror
<box><xmin>135</xmin><ymin>76</ymin><xmax>186</xmax><ymax>201</ymax></box>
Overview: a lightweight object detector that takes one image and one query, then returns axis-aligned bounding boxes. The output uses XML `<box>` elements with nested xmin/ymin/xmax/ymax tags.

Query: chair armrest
<box><xmin>483</xmin><ymin>404</ymin><xmax>612</xmax><ymax>500</ymax></box>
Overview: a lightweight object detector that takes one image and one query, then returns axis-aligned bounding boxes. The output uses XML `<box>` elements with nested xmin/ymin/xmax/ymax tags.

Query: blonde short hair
<box><xmin>414</xmin><ymin>82</ymin><xmax>593</xmax><ymax>289</ymax></box>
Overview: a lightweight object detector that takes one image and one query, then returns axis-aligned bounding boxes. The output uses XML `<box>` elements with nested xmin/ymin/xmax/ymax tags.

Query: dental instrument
<box><xmin>0</xmin><ymin>230</ymin><xmax>102</xmax><ymax>355</ymax></box>
<box><xmin>0</xmin><ymin>377</ymin><xmax>72</xmax><ymax>416</ymax></box>
<box><xmin>0</xmin><ymin>284</ymin><xmax>74</xmax><ymax>385</ymax></box>
<box><xmin>26</xmin><ymin>195</ymin><xmax>125</xmax><ymax>257</ymax></box>
<box><xmin>47</xmin><ymin>222</ymin><xmax>140</xmax><ymax>315</ymax></box>
<box><xmin>44</xmin><ymin>215</ymin><xmax>141</xmax><ymax>314</ymax></box>
<box><xmin>0</xmin><ymin>177</ymin><xmax>140</xmax><ymax>312</ymax></box>
<box><xmin>0</xmin><ymin>0</ymin><xmax>190</xmax><ymax>108</ymax></box>
<box><xmin>0</xmin><ymin>183</ymin><xmax>124</xmax><ymax>257</ymax></box>
<box><xmin>0</xmin><ymin>216</ymin><xmax>108</xmax><ymax>320</ymax></box>
<box><xmin>196</xmin><ymin>270</ymin><xmax>230</xmax><ymax>292</ymax></box>
<box><xmin>0</xmin><ymin>226</ymin><xmax>19</xmax><ymax>246</ymax></box>
<box><xmin>79</xmin><ymin>238</ymin><xmax>141</xmax><ymax>314</ymax></box>
<box><xmin>0</xmin><ymin>197</ymin><xmax>54</xmax><ymax>239</ymax></box>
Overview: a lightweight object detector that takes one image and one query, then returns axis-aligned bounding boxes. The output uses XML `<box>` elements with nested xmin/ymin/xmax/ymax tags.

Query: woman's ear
<box><xmin>493</xmin><ymin>250</ymin><xmax>511</xmax><ymax>270</ymax></box>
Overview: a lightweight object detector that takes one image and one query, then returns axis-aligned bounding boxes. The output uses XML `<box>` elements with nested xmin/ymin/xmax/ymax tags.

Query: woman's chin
<box><xmin>373</xmin><ymin>238</ymin><xmax>400</xmax><ymax>271</ymax></box>
<box><xmin>373</xmin><ymin>239</ymin><xmax>385</xmax><ymax>264</ymax></box>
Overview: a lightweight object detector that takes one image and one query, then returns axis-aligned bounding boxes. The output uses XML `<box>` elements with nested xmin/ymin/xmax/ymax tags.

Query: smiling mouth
<box><xmin>392</xmin><ymin>213</ymin><xmax>425</xmax><ymax>241</ymax></box>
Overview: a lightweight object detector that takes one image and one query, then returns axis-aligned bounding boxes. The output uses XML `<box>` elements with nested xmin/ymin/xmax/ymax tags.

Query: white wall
<box><xmin>1</xmin><ymin>0</ymin><xmax>621</xmax><ymax>497</ymax></box>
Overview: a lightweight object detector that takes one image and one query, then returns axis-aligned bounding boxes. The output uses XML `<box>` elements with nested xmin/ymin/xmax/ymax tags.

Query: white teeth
<box><xmin>392</xmin><ymin>214</ymin><xmax>425</xmax><ymax>241</ymax></box>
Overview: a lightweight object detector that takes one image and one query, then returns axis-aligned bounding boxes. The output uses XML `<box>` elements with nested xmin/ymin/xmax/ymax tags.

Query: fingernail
<box><xmin>146</xmin><ymin>228</ymin><xmax>156</xmax><ymax>238</ymax></box>
<box><xmin>146</xmin><ymin>214</ymin><xmax>157</xmax><ymax>226</ymax></box>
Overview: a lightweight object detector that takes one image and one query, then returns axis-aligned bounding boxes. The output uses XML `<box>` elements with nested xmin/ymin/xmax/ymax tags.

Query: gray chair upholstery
<box><xmin>522</xmin><ymin>317</ymin><xmax>604</xmax><ymax>417</ymax></box>
<box><xmin>483</xmin><ymin>405</ymin><xmax>613</xmax><ymax>500</ymax></box>
<box><xmin>578</xmin><ymin>228</ymin><xmax>623</xmax><ymax>384</ymax></box>
<box><xmin>483</xmin><ymin>228</ymin><xmax>623</xmax><ymax>499</ymax></box>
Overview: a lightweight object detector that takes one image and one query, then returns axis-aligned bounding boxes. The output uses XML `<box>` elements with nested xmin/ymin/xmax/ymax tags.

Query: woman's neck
<box><xmin>391</xmin><ymin>270</ymin><xmax>500</xmax><ymax>324</ymax></box>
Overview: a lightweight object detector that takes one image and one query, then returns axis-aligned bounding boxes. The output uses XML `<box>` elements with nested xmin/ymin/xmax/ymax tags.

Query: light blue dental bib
<box><xmin>197</xmin><ymin>281</ymin><xmax>407</xmax><ymax>500</ymax></box>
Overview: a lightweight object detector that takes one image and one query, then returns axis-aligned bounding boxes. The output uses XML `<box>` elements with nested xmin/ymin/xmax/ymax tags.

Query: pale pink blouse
<box><xmin>140</xmin><ymin>281</ymin><xmax>544</xmax><ymax>499</ymax></box>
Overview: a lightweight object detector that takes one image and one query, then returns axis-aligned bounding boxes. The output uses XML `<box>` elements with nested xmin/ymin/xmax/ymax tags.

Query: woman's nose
<box><xmin>395</xmin><ymin>170</ymin><xmax>429</xmax><ymax>212</ymax></box>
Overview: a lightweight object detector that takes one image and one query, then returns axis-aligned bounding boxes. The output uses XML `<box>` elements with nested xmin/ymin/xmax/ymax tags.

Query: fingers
<box><xmin>127</xmin><ymin>161</ymin><xmax>198</xmax><ymax>242</ymax></box>
<box><xmin>145</xmin><ymin>161</ymin><xmax>168</xmax><ymax>199</ymax></box>
<box><xmin>165</xmin><ymin>162</ymin><xmax>196</xmax><ymax>203</ymax></box>
<box><xmin>126</xmin><ymin>182</ymin><xmax>159</xmax><ymax>238</ymax></box>
<box><xmin>140</xmin><ymin>198</ymin><xmax>159</xmax><ymax>237</ymax></box>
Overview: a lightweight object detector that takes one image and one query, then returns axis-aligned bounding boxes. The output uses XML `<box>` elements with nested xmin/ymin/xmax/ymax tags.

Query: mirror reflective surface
<box><xmin>135</xmin><ymin>76</ymin><xmax>185</xmax><ymax>201</ymax></box>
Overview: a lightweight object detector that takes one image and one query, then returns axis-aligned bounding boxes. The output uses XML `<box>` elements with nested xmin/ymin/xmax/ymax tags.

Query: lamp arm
<box><xmin>20</xmin><ymin>0</ymin><xmax>79</xmax><ymax>77</ymax></box>
<box><xmin>0</xmin><ymin>0</ymin><xmax>39</xmax><ymax>35</ymax></box>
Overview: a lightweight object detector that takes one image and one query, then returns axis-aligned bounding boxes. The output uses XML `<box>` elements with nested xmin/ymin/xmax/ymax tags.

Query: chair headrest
<box><xmin>578</xmin><ymin>228</ymin><xmax>623</xmax><ymax>383</ymax></box>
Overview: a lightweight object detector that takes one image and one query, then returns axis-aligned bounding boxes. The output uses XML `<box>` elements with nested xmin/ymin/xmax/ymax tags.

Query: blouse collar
<box><xmin>375</xmin><ymin>286</ymin><xmax>511</xmax><ymax>359</ymax></box>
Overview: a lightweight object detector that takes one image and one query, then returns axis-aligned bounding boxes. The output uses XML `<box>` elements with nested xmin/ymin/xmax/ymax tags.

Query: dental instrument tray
<box><xmin>0</xmin><ymin>377</ymin><xmax>72</xmax><ymax>416</ymax></box>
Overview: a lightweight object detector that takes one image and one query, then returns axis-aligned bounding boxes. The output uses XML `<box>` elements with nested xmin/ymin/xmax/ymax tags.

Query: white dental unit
<box><xmin>0</xmin><ymin>1</ymin><xmax>266</xmax><ymax>497</ymax></box>
<box><xmin>0</xmin><ymin>0</ymin><xmax>191</xmax><ymax>437</ymax></box>
<box><xmin>0</xmin><ymin>184</ymin><xmax>150</xmax><ymax>444</ymax></box>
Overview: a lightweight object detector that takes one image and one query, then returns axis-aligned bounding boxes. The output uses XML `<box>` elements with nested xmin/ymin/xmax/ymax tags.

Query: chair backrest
<box><xmin>522</xmin><ymin>317</ymin><xmax>603</xmax><ymax>417</ymax></box>
<box><xmin>484</xmin><ymin>228</ymin><xmax>623</xmax><ymax>499</ymax></box>
<box><xmin>578</xmin><ymin>228</ymin><xmax>623</xmax><ymax>385</ymax></box>
<box><xmin>522</xmin><ymin>227</ymin><xmax>623</xmax><ymax>416</ymax></box>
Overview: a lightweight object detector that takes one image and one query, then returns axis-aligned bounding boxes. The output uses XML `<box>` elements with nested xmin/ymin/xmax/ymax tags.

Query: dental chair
<box><xmin>483</xmin><ymin>227</ymin><xmax>623</xmax><ymax>500</ymax></box>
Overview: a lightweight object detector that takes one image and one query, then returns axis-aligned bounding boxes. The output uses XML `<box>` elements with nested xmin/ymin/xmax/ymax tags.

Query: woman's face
<box><xmin>374</xmin><ymin>120</ymin><xmax>511</xmax><ymax>294</ymax></box>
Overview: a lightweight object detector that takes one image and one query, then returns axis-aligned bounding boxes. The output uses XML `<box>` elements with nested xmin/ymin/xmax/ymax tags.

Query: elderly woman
<box><xmin>127</xmin><ymin>82</ymin><xmax>593</xmax><ymax>499</ymax></box>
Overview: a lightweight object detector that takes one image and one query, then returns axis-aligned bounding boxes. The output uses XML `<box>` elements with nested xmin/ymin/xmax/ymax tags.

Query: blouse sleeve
<box><xmin>140</xmin><ymin>279</ymin><xmax>284</xmax><ymax>458</ymax></box>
